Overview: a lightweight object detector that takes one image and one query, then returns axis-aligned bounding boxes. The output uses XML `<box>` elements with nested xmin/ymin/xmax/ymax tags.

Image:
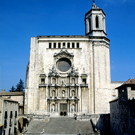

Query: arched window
<box><xmin>72</xmin><ymin>43</ymin><xmax>75</xmax><ymax>48</ymax></box>
<box><xmin>49</xmin><ymin>43</ymin><xmax>51</xmax><ymax>48</ymax></box>
<box><xmin>54</xmin><ymin>43</ymin><xmax>56</xmax><ymax>48</ymax></box>
<box><xmin>77</xmin><ymin>43</ymin><xmax>79</xmax><ymax>48</ymax></box>
<box><xmin>67</xmin><ymin>43</ymin><xmax>70</xmax><ymax>48</ymax></box>
<box><xmin>95</xmin><ymin>16</ymin><xmax>99</xmax><ymax>28</ymax></box>
<box><xmin>58</xmin><ymin>43</ymin><xmax>61</xmax><ymax>48</ymax></box>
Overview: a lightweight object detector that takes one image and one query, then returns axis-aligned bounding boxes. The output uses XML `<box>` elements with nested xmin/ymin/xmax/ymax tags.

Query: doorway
<box><xmin>60</xmin><ymin>103</ymin><xmax>67</xmax><ymax>116</ymax></box>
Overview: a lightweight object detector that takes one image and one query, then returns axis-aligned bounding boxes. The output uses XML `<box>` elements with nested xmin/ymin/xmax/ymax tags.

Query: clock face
<box><xmin>56</xmin><ymin>58</ymin><xmax>71</xmax><ymax>72</ymax></box>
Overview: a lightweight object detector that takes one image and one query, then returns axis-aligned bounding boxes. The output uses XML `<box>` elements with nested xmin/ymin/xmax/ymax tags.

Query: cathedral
<box><xmin>25</xmin><ymin>2</ymin><xmax>114</xmax><ymax>116</ymax></box>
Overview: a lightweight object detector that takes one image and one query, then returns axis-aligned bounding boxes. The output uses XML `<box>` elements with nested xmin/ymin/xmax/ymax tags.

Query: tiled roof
<box><xmin>116</xmin><ymin>78</ymin><xmax>135</xmax><ymax>89</ymax></box>
<box><xmin>109</xmin><ymin>98</ymin><xmax>118</xmax><ymax>103</ymax></box>
<box><xmin>0</xmin><ymin>91</ymin><xmax>24</xmax><ymax>96</ymax></box>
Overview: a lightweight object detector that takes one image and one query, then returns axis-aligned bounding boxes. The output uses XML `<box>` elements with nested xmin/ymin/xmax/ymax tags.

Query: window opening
<box><xmin>54</xmin><ymin>43</ymin><xmax>56</xmax><ymax>48</ymax></box>
<box><xmin>58</xmin><ymin>43</ymin><xmax>61</xmax><ymax>48</ymax></box>
<box><xmin>96</xmin><ymin>16</ymin><xmax>99</xmax><ymax>28</ymax></box>
<box><xmin>89</xmin><ymin>18</ymin><xmax>91</xmax><ymax>32</ymax></box>
<box><xmin>67</xmin><ymin>43</ymin><xmax>70</xmax><ymax>48</ymax></box>
<box><xmin>72</xmin><ymin>43</ymin><xmax>75</xmax><ymax>48</ymax></box>
<box><xmin>77</xmin><ymin>43</ymin><xmax>79</xmax><ymax>48</ymax></box>
<box><xmin>49</xmin><ymin>43</ymin><xmax>51</xmax><ymax>48</ymax></box>
<box><xmin>63</xmin><ymin>43</ymin><xmax>65</xmax><ymax>48</ymax></box>
<box><xmin>9</xmin><ymin>128</ymin><xmax>11</xmax><ymax>135</ymax></box>
<box><xmin>82</xmin><ymin>79</ymin><xmax>86</xmax><ymax>84</ymax></box>
<box><xmin>4</xmin><ymin>120</ymin><xmax>7</xmax><ymax>128</ymax></box>
<box><xmin>4</xmin><ymin>111</ymin><xmax>7</xmax><ymax>119</ymax></box>
<box><xmin>41</xmin><ymin>78</ymin><xmax>45</xmax><ymax>85</ymax></box>
<box><xmin>10</xmin><ymin>111</ymin><xmax>12</xmax><ymax>118</ymax></box>
<box><xmin>15</xmin><ymin>111</ymin><xmax>17</xmax><ymax>118</ymax></box>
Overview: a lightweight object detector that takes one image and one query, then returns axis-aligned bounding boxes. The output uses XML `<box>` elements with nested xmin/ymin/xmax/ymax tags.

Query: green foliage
<box><xmin>9</xmin><ymin>79</ymin><xmax>24</xmax><ymax>92</ymax></box>
<box><xmin>9</xmin><ymin>86</ymin><xmax>16</xmax><ymax>92</ymax></box>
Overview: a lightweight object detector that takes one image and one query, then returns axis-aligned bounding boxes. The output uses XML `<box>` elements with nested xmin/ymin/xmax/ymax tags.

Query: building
<box><xmin>0</xmin><ymin>97</ymin><xmax>19</xmax><ymax>135</ymax></box>
<box><xmin>0</xmin><ymin>89</ymin><xmax>25</xmax><ymax>114</ymax></box>
<box><xmin>110</xmin><ymin>78</ymin><xmax>135</xmax><ymax>135</ymax></box>
<box><xmin>25</xmin><ymin>2</ymin><xmax>120</xmax><ymax>116</ymax></box>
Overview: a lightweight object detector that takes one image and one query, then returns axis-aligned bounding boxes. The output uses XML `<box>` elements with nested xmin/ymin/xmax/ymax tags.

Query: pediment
<box><xmin>54</xmin><ymin>49</ymin><xmax>74</xmax><ymax>58</ymax></box>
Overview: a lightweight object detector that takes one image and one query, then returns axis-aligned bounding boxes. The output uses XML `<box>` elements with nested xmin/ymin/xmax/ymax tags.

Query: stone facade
<box><xmin>0</xmin><ymin>89</ymin><xmax>25</xmax><ymax>114</ymax></box>
<box><xmin>25</xmin><ymin>3</ymin><xmax>119</xmax><ymax>116</ymax></box>
<box><xmin>0</xmin><ymin>97</ymin><xmax>19</xmax><ymax>135</ymax></box>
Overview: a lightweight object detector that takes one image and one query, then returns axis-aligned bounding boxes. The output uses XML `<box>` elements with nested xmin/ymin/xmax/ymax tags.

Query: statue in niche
<box><xmin>52</xmin><ymin>78</ymin><xmax>56</xmax><ymax>84</ymax></box>
<box><xmin>71</xmin><ymin>104</ymin><xmax>75</xmax><ymax>112</ymax></box>
<box><xmin>51</xmin><ymin>104</ymin><xmax>55</xmax><ymax>112</ymax></box>
<box><xmin>62</xmin><ymin>90</ymin><xmax>65</xmax><ymax>97</ymax></box>
<box><xmin>52</xmin><ymin>90</ymin><xmax>55</xmax><ymax>97</ymax></box>
<box><xmin>72</xmin><ymin>90</ymin><xmax>75</xmax><ymax>98</ymax></box>
<box><xmin>72</xmin><ymin>78</ymin><xmax>75</xmax><ymax>84</ymax></box>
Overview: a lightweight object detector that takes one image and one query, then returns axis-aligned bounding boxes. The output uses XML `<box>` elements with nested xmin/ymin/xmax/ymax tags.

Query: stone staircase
<box><xmin>23</xmin><ymin>117</ymin><xmax>99</xmax><ymax>135</ymax></box>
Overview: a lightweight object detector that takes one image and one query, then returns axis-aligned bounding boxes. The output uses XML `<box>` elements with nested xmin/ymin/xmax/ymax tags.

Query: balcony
<box><xmin>39</xmin><ymin>83</ymin><xmax>47</xmax><ymax>88</ymax></box>
<box><xmin>80</xmin><ymin>84</ymin><xmax>88</xmax><ymax>87</ymax></box>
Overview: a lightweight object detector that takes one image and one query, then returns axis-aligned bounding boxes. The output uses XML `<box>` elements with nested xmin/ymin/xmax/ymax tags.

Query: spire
<box><xmin>92</xmin><ymin>0</ymin><xmax>97</xmax><ymax>9</ymax></box>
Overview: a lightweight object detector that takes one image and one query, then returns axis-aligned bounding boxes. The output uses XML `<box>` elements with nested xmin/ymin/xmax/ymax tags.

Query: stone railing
<box><xmin>76</xmin><ymin>115</ymin><xmax>92</xmax><ymax>120</ymax></box>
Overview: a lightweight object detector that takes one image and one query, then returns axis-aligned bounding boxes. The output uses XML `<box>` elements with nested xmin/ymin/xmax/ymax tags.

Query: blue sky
<box><xmin>0</xmin><ymin>0</ymin><xmax>135</xmax><ymax>91</ymax></box>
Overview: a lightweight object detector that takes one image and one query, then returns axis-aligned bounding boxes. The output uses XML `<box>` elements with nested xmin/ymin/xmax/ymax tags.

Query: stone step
<box><xmin>24</xmin><ymin>117</ymin><xmax>97</xmax><ymax>134</ymax></box>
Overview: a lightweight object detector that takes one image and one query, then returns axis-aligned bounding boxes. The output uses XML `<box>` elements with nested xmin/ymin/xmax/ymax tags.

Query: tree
<box><xmin>9</xmin><ymin>86</ymin><xmax>16</xmax><ymax>92</ymax></box>
<box><xmin>16</xmin><ymin>79</ymin><xmax>24</xmax><ymax>92</ymax></box>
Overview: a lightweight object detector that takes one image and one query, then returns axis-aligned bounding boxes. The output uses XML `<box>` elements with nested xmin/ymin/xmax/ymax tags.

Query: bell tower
<box><xmin>85</xmin><ymin>1</ymin><xmax>106</xmax><ymax>37</ymax></box>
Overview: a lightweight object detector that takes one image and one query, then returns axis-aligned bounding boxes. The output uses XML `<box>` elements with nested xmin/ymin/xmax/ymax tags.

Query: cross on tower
<box><xmin>92</xmin><ymin>0</ymin><xmax>95</xmax><ymax>3</ymax></box>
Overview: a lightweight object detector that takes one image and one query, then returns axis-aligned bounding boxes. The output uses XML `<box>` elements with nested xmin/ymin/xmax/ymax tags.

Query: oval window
<box><xmin>56</xmin><ymin>58</ymin><xmax>71</xmax><ymax>72</ymax></box>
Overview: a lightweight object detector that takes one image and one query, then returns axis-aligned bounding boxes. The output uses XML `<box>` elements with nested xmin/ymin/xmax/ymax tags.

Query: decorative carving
<box><xmin>54</xmin><ymin>49</ymin><xmax>74</xmax><ymax>58</ymax></box>
<box><xmin>68</xmin><ymin>65</ymin><xmax>78</xmax><ymax>76</ymax></box>
<box><xmin>48</xmin><ymin>65</ymin><xmax>58</xmax><ymax>76</ymax></box>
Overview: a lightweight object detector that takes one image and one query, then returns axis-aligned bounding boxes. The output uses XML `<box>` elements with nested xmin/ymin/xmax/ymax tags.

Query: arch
<box><xmin>18</xmin><ymin>117</ymin><xmax>29</xmax><ymax>134</ymax></box>
<box><xmin>95</xmin><ymin>16</ymin><xmax>99</xmax><ymax>28</ymax></box>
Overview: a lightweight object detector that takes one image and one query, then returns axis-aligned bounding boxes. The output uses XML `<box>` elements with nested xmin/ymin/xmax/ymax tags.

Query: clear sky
<box><xmin>0</xmin><ymin>0</ymin><xmax>135</xmax><ymax>91</ymax></box>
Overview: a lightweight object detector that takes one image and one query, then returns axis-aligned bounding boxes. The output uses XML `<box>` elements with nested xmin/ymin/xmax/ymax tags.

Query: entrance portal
<box><xmin>60</xmin><ymin>103</ymin><xmax>67</xmax><ymax>116</ymax></box>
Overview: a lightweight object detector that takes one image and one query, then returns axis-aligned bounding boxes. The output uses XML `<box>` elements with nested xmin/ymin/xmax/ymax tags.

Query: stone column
<box><xmin>69</xmin><ymin>100</ymin><xmax>71</xmax><ymax>112</ymax></box>
<box><xmin>56</xmin><ymin>88</ymin><xmax>57</xmax><ymax>97</ymax></box>
<box><xmin>50</xmin><ymin>102</ymin><xmax>51</xmax><ymax>112</ymax></box>
<box><xmin>75</xmin><ymin>101</ymin><xmax>78</xmax><ymax>112</ymax></box>
<box><xmin>50</xmin><ymin>88</ymin><xmax>51</xmax><ymax>97</ymax></box>
<box><xmin>55</xmin><ymin>101</ymin><xmax>58</xmax><ymax>112</ymax></box>
<box><xmin>75</xmin><ymin>87</ymin><xmax>77</xmax><ymax>97</ymax></box>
